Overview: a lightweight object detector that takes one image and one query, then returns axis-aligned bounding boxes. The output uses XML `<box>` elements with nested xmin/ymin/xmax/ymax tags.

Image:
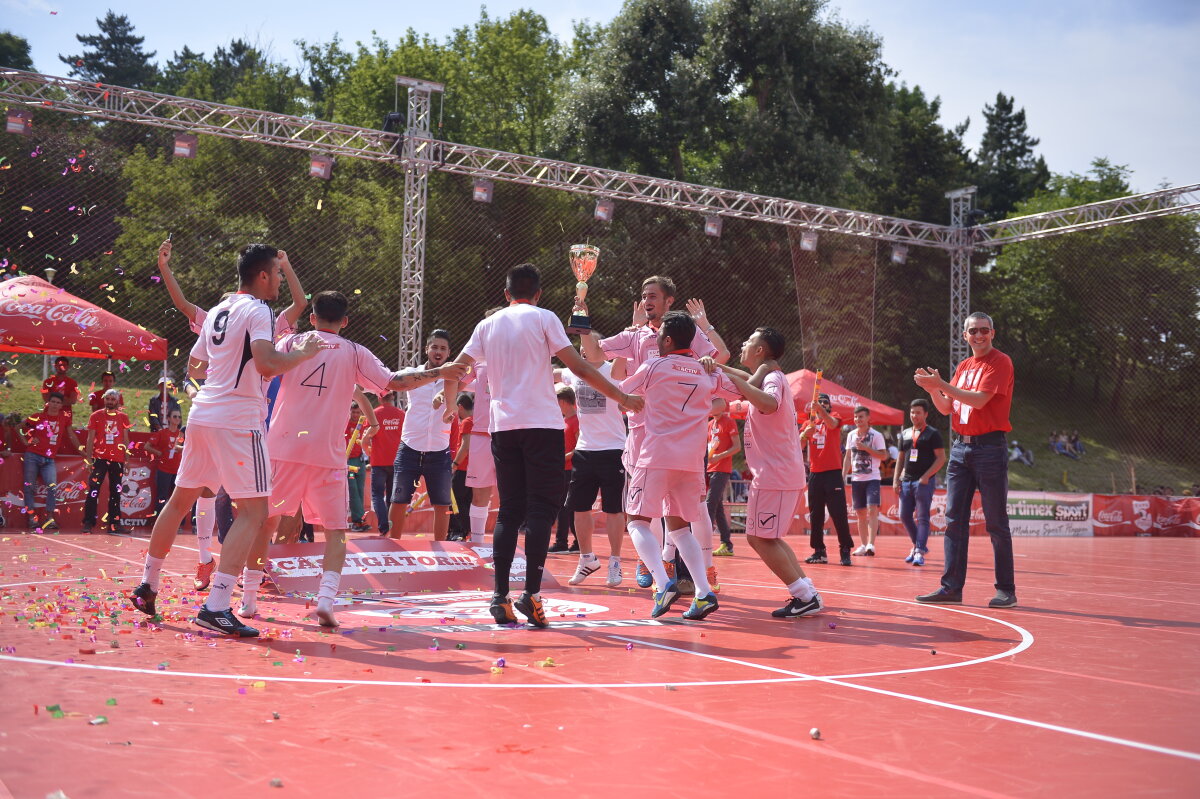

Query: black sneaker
<box><xmin>772</xmin><ymin>593</ymin><xmax>824</xmax><ymax>618</ymax></box>
<box><xmin>916</xmin><ymin>588</ymin><xmax>962</xmax><ymax>604</ymax></box>
<box><xmin>567</xmin><ymin>540</ymin><xmax>580</xmax><ymax>553</ymax></box>
<box><xmin>839</xmin><ymin>550</ymin><xmax>853</xmax><ymax>566</ymax></box>
<box><xmin>490</xmin><ymin>594</ymin><xmax>517</xmax><ymax>625</ymax></box>
<box><xmin>514</xmin><ymin>592</ymin><xmax>549</xmax><ymax>628</ymax></box>
<box><xmin>42</xmin><ymin>518</ymin><xmax>59</xmax><ymax>531</ymax></box>
<box><xmin>988</xmin><ymin>590</ymin><xmax>1017</xmax><ymax>608</ymax></box>
<box><xmin>547</xmin><ymin>541</ymin><xmax>571</xmax><ymax>554</ymax></box>
<box><xmin>129</xmin><ymin>582</ymin><xmax>158</xmax><ymax>617</ymax></box>
<box><xmin>194</xmin><ymin>606</ymin><xmax>259</xmax><ymax>637</ymax></box>
<box><xmin>804</xmin><ymin>551</ymin><xmax>827</xmax><ymax>564</ymax></box>
<box><xmin>81</xmin><ymin>523</ymin><xmax>95</xmax><ymax>534</ymax></box>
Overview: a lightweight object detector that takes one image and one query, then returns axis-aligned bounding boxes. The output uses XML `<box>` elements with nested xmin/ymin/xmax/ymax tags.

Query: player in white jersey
<box><xmin>131</xmin><ymin>244</ymin><xmax>320</xmax><ymax>637</ymax></box>
<box><xmin>154</xmin><ymin>238</ymin><xmax>308</xmax><ymax>589</ymax></box>
<box><xmin>237</xmin><ymin>291</ymin><xmax>467</xmax><ymax>626</ymax></box>
<box><xmin>703</xmin><ymin>327</ymin><xmax>824</xmax><ymax>618</ymax></box>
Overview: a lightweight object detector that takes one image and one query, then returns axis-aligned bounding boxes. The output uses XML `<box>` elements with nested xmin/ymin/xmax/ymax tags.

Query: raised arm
<box><xmin>277</xmin><ymin>250</ymin><xmax>308</xmax><ymax>328</ymax></box>
<box><xmin>686</xmin><ymin>299</ymin><xmax>730</xmax><ymax>364</ymax></box>
<box><xmin>157</xmin><ymin>239</ymin><xmax>204</xmax><ymax>325</ymax></box>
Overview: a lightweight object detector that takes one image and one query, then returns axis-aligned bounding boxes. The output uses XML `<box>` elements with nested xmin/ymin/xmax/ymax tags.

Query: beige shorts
<box><xmin>175</xmin><ymin>423</ymin><xmax>270</xmax><ymax>499</ymax></box>
<box><xmin>745</xmin><ymin>486</ymin><xmax>804</xmax><ymax>539</ymax></box>
<box><xmin>267</xmin><ymin>460</ymin><xmax>349</xmax><ymax>529</ymax></box>
<box><xmin>626</xmin><ymin>467</ymin><xmax>705</xmax><ymax>522</ymax></box>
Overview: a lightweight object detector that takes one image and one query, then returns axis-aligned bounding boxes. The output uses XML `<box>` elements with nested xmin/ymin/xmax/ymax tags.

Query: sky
<box><xmin>3</xmin><ymin>0</ymin><xmax>1197</xmax><ymax>194</ymax></box>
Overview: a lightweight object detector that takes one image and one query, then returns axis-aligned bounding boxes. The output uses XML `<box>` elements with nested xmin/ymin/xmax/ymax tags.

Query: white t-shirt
<box><xmin>563</xmin><ymin>363</ymin><xmax>627</xmax><ymax>451</ymax></box>
<box><xmin>845</xmin><ymin>426</ymin><xmax>886</xmax><ymax>482</ymax></box>
<box><xmin>267</xmin><ymin>331</ymin><xmax>394</xmax><ymax>469</ymax></box>
<box><xmin>187</xmin><ymin>294</ymin><xmax>274</xmax><ymax>430</ymax></box>
<box><xmin>399</xmin><ymin>368</ymin><xmax>449</xmax><ymax>452</ymax></box>
<box><xmin>462</xmin><ymin>303</ymin><xmax>572</xmax><ymax>433</ymax></box>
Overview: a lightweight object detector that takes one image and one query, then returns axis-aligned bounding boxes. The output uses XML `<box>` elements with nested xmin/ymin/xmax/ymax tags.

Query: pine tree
<box><xmin>0</xmin><ymin>31</ymin><xmax>34</xmax><ymax>71</ymax></box>
<box><xmin>59</xmin><ymin>11</ymin><xmax>157</xmax><ymax>88</ymax></box>
<box><xmin>971</xmin><ymin>92</ymin><xmax>1049</xmax><ymax>218</ymax></box>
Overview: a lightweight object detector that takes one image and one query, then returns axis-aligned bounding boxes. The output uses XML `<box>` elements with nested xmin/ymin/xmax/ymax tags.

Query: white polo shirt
<box><xmin>399</xmin><ymin>368</ymin><xmax>450</xmax><ymax>452</ymax></box>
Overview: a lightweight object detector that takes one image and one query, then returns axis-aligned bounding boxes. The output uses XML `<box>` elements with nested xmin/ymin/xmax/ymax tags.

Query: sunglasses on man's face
<box><xmin>966</xmin><ymin>327</ymin><xmax>992</xmax><ymax>336</ymax></box>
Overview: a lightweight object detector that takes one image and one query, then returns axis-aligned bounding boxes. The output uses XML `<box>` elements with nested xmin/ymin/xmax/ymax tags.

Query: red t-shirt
<box><xmin>148</xmin><ymin>428</ymin><xmax>185</xmax><ymax>474</ymax></box>
<box><xmin>345</xmin><ymin>417</ymin><xmax>365</xmax><ymax>459</ymax></box>
<box><xmin>88</xmin><ymin>389</ymin><xmax>125</xmax><ymax>412</ymax></box>
<box><xmin>2</xmin><ymin>425</ymin><xmax>27</xmax><ymax>454</ymax></box>
<box><xmin>368</xmin><ymin>405</ymin><xmax>405</xmax><ymax>467</ymax></box>
<box><xmin>24</xmin><ymin>408</ymin><xmax>74</xmax><ymax>458</ymax></box>
<box><xmin>448</xmin><ymin>414</ymin><xmax>463</xmax><ymax>463</ymax></box>
<box><xmin>806</xmin><ymin>417</ymin><xmax>846</xmax><ymax>473</ymax></box>
<box><xmin>707</xmin><ymin>415</ymin><xmax>738</xmax><ymax>473</ymax></box>
<box><xmin>87</xmin><ymin>409</ymin><xmax>132</xmax><ymax>463</ymax></box>
<box><xmin>42</xmin><ymin>374</ymin><xmax>79</xmax><ymax>405</ymax></box>
<box><xmin>949</xmin><ymin>348</ymin><xmax>1014</xmax><ymax>436</ymax></box>
<box><xmin>455</xmin><ymin>417</ymin><xmax>473</xmax><ymax>472</ymax></box>
<box><xmin>563</xmin><ymin>414</ymin><xmax>579</xmax><ymax>471</ymax></box>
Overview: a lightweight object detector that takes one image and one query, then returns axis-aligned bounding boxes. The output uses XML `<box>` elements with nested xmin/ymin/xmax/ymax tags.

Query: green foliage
<box><xmin>971</xmin><ymin>92</ymin><xmax>1050</xmax><ymax>219</ymax></box>
<box><xmin>0</xmin><ymin>30</ymin><xmax>34</xmax><ymax>71</ymax></box>
<box><xmin>59</xmin><ymin>11</ymin><xmax>158</xmax><ymax>88</ymax></box>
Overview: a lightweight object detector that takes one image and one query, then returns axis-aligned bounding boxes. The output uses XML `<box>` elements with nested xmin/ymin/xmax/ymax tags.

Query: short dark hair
<box><xmin>854</xmin><ymin>405</ymin><xmax>870</xmax><ymax>416</ymax></box>
<box><xmin>660</xmin><ymin>310</ymin><xmax>695</xmax><ymax>351</ymax></box>
<box><xmin>909</xmin><ymin>398</ymin><xmax>932</xmax><ymax>413</ymax></box>
<box><xmin>556</xmin><ymin>385</ymin><xmax>576</xmax><ymax>404</ymax></box>
<box><xmin>428</xmin><ymin>328</ymin><xmax>451</xmax><ymax>347</ymax></box>
<box><xmin>457</xmin><ymin>392</ymin><xmax>474</xmax><ymax>411</ymax></box>
<box><xmin>755</xmin><ymin>327</ymin><xmax>785</xmax><ymax>359</ymax></box>
<box><xmin>101</xmin><ymin>371</ymin><xmax>115</xmax><ymax>380</ymax></box>
<box><xmin>313</xmin><ymin>290</ymin><xmax>349</xmax><ymax>323</ymax></box>
<box><xmin>237</xmin><ymin>244</ymin><xmax>278</xmax><ymax>285</ymax></box>
<box><xmin>641</xmin><ymin>275</ymin><xmax>676</xmax><ymax>298</ymax></box>
<box><xmin>507</xmin><ymin>263</ymin><xmax>541</xmax><ymax>300</ymax></box>
<box><xmin>46</xmin><ymin>391</ymin><xmax>64</xmax><ymax>401</ymax></box>
<box><xmin>54</xmin><ymin>356</ymin><xmax>69</xmax><ymax>366</ymax></box>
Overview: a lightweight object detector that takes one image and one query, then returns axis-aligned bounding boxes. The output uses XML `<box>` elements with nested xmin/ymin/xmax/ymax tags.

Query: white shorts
<box><xmin>268</xmin><ymin>460</ymin><xmax>349</xmax><ymax>529</ymax></box>
<box><xmin>175</xmin><ymin>423</ymin><xmax>271</xmax><ymax>499</ymax></box>
<box><xmin>745</xmin><ymin>486</ymin><xmax>804</xmax><ymax>539</ymax></box>
<box><xmin>626</xmin><ymin>467</ymin><xmax>705</xmax><ymax>522</ymax></box>
<box><xmin>621</xmin><ymin>425</ymin><xmax>645</xmax><ymax>472</ymax></box>
<box><xmin>465</xmin><ymin>433</ymin><xmax>495</xmax><ymax>488</ymax></box>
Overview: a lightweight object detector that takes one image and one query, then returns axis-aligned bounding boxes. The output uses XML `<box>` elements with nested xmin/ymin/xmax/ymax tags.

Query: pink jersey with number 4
<box><xmin>267</xmin><ymin>331</ymin><xmax>394</xmax><ymax>469</ymax></box>
<box><xmin>743</xmin><ymin>369</ymin><xmax>807</xmax><ymax>491</ymax></box>
<box><xmin>620</xmin><ymin>354</ymin><xmax>740</xmax><ymax>472</ymax></box>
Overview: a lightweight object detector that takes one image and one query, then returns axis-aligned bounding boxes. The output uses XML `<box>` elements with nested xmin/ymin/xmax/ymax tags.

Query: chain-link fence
<box><xmin>3</xmin><ymin>109</ymin><xmax>1198</xmax><ymax>490</ymax></box>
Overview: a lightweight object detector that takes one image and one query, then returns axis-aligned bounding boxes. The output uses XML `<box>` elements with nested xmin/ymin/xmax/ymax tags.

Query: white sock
<box><xmin>142</xmin><ymin>555</ymin><xmax>165</xmax><ymax>591</ymax></box>
<box><xmin>667</xmin><ymin>526</ymin><xmax>711</xmax><ymax>596</ymax></box>
<box><xmin>204</xmin><ymin>571</ymin><xmax>238</xmax><ymax>612</ymax></box>
<box><xmin>195</xmin><ymin>497</ymin><xmax>215</xmax><ymax>564</ymax></box>
<box><xmin>240</xmin><ymin>568</ymin><xmax>264</xmax><ymax>615</ymax></box>
<box><xmin>317</xmin><ymin>569</ymin><xmax>341</xmax><ymax>602</ymax></box>
<box><xmin>691</xmin><ymin>503</ymin><xmax>715</xmax><ymax>568</ymax></box>
<box><xmin>651</xmin><ymin>517</ymin><xmax>665</xmax><ymax>547</ymax></box>
<box><xmin>787</xmin><ymin>576</ymin><xmax>815</xmax><ymax>601</ymax></box>
<box><xmin>628</xmin><ymin>520</ymin><xmax>670</xmax><ymax>587</ymax></box>
<box><xmin>661</xmin><ymin>539</ymin><xmax>677</xmax><ymax>562</ymax></box>
<box><xmin>469</xmin><ymin>503</ymin><xmax>488</xmax><ymax>543</ymax></box>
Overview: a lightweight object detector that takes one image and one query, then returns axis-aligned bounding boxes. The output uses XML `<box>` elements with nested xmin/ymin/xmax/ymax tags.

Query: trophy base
<box><xmin>566</xmin><ymin>314</ymin><xmax>592</xmax><ymax>336</ymax></box>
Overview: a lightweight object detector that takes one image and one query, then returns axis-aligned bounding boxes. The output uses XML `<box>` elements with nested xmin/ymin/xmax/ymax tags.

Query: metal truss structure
<box><xmin>3</xmin><ymin>69</ymin><xmax>1196</xmax><ymax>373</ymax></box>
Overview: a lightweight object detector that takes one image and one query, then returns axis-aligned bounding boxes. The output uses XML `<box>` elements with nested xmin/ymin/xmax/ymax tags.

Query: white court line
<box><xmin>41</xmin><ymin>536</ymin><xmax>186</xmax><ymax>577</ymax></box>
<box><xmin>606</xmin><ymin>633</ymin><xmax>1200</xmax><ymax>763</ymax></box>
<box><xmin>0</xmin><ymin>578</ymin><xmax>94</xmax><ymax>589</ymax></box>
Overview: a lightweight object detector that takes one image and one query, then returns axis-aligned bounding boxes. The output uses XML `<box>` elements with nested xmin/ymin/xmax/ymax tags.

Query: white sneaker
<box><xmin>904</xmin><ymin>547</ymin><xmax>916</xmax><ymax>563</ymax></box>
<box><xmin>852</xmin><ymin>545</ymin><xmax>868</xmax><ymax>556</ymax></box>
<box><xmin>865</xmin><ymin>544</ymin><xmax>876</xmax><ymax>557</ymax></box>
<box><xmin>605</xmin><ymin>557</ymin><xmax>623</xmax><ymax>588</ymax></box>
<box><xmin>568</xmin><ymin>555</ymin><xmax>601</xmax><ymax>586</ymax></box>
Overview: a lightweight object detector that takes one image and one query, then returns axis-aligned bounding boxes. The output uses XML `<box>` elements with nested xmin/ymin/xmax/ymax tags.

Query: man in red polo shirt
<box><xmin>83</xmin><ymin>389</ymin><xmax>133</xmax><ymax>534</ymax></box>
<box><xmin>707</xmin><ymin>409</ymin><xmax>740</xmax><ymax>556</ymax></box>
<box><xmin>363</xmin><ymin>392</ymin><xmax>405</xmax><ymax>537</ymax></box>
<box><xmin>41</xmin><ymin>357</ymin><xmax>79</xmax><ymax>409</ymax></box>
<box><xmin>145</xmin><ymin>408</ymin><xmax>185</xmax><ymax>522</ymax></box>
<box><xmin>914</xmin><ymin>312</ymin><xmax>1016</xmax><ymax>608</ymax></box>
<box><xmin>800</xmin><ymin>392</ymin><xmax>855</xmax><ymax>566</ymax></box>
<box><xmin>87</xmin><ymin>371</ymin><xmax>124</xmax><ymax>412</ymax></box>
<box><xmin>22</xmin><ymin>392</ymin><xmax>83</xmax><ymax>529</ymax></box>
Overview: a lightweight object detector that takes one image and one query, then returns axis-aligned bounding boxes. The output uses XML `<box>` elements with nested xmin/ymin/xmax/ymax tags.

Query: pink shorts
<box><xmin>745</xmin><ymin>486</ymin><xmax>804</xmax><ymax>539</ymax></box>
<box><xmin>465</xmin><ymin>433</ymin><xmax>495</xmax><ymax>488</ymax></box>
<box><xmin>621</xmin><ymin>425</ymin><xmax>645</xmax><ymax>472</ymax></box>
<box><xmin>175</xmin><ymin>423</ymin><xmax>271</xmax><ymax>499</ymax></box>
<box><xmin>626</xmin><ymin>467</ymin><xmax>705</xmax><ymax>522</ymax></box>
<box><xmin>268</xmin><ymin>460</ymin><xmax>349</xmax><ymax>529</ymax></box>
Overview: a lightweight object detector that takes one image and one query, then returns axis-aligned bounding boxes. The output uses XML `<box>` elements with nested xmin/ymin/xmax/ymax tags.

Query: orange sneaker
<box><xmin>663</xmin><ymin>560</ymin><xmax>676</xmax><ymax>580</ymax></box>
<box><xmin>194</xmin><ymin>557</ymin><xmax>217</xmax><ymax>591</ymax></box>
<box><xmin>707</xmin><ymin>566</ymin><xmax>721</xmax><ymax>594</ymax></box>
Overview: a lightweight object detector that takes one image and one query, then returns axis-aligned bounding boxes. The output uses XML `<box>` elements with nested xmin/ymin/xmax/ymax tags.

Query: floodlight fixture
<box><xmin>800</xmin><ymin>231</ymin><xmax>818</xmax><ymax>251</ymax></box>
<box><xmin>473</xmin><ymin>178</ymin><xmax>494</xmax><ymax>203</ymax></box>
<box><xmin>6</xmin><ymin>109</ymin><xmax>31</xmax><ymax>136</ymax></box>
<box><xmin>310</xmin><ymin>154</ymin><xmax>334</xmax><ymax>180</ymax></box>
<box><xmin>594</xmin><ymin>198</ymin><xmax>615</xmax><ymax>222</ymax></box>
<box><xmin>704</xmin><ymin>215</ymin><xmax>723</xmax><ymax>238</ymax></box>
<box><xmin>173</xmin><ymin>133</ymin><xmax>198</xmax><ymax>158</ymax></box>
<box><xmin>891</xmin><ymin>244</ymin><xmax>908</xmax><ymax>265</ymax></box>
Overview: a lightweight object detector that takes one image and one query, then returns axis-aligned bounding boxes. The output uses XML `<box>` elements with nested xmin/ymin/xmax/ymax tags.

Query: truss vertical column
<box><xmin>396</xmin><ymin>76</ymin><xmax>444</xmax><ymax>367</ymax></box>
<box><xmin>945</xmin><ymin>187</ymin><xmax>977</xmax><ymax>372</ymax></box>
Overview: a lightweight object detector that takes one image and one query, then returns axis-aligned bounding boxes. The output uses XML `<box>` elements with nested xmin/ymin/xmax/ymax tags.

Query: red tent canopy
<box><xmin>0</xmin><ymin>275</ymin><xmax>167</xmax><ymax>360</ymax></box>
<box><xmin>786</xmin><ymin>369</ymin><xmax>904</xmax><ymax>426</ymax></box>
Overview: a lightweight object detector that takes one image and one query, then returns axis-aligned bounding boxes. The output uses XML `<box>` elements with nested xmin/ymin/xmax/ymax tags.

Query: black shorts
<box><xmin>566</xmin><ymin>449</ymin><xmax>625</xmax><ymax>514</ymax></box>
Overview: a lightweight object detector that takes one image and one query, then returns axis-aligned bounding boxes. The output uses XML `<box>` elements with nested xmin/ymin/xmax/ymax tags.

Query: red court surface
<box><xmin>1</xmin><ymin>532</ymin><xmax>1197</xmax><ymax>798</ymax></box>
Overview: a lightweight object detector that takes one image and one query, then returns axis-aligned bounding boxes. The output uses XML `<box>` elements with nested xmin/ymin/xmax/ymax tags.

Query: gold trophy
<box><xmin>566</xmin><ymin>244</ymin><xmax>600</xmax><ymax>334</ymax></box>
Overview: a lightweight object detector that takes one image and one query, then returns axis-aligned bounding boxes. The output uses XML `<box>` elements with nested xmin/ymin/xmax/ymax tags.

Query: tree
<box><xmin>971</xmin><ymin>92</ymin><xmax>1049</xmax><ymax>218</ymax></box>
<box><xmin>0</xmin><ymin>31</ymin><xmax>34</xmax><ymax>71</ymax></box>
<box><xmin>60</xmin><ymin>11</ymin><xmax>157</xmax><ymax>88</ymax></box>
<box><xmin>156</xmin><ymin>46</ymin><xmax>206</xmax><ymax>96</ymax></box>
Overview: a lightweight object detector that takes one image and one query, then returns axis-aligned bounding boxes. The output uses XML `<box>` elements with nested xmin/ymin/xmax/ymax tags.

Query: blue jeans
<box><xmin>941</xmin><ymin>440</ymin><xmax>1014</xmax><ymax>594</ymax></box>
<box><xmin>390</xmin><ymin>445</ymin><xmax>453</xmax><ymax>507</ymax></box>
<box><xmin>371</xmin><ymin>464</ymin><xmax>395</xmax><ymax>534</ymax></box>
<box><xmin>23</xmin><ymin>452</ymin><xmax>58</xmax><ymax>515</ymax></box>
<box><xmin>898</xmin><ymin>477</ymin><xmax>936</xmax><ymax>552</ymax></box>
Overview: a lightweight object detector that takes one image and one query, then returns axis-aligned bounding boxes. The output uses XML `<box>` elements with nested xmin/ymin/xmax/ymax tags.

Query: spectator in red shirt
<box><xmin>2</xmin><ymin>412</ymin><xmax>27</xmax><ymax>457</ymax></box>
<box><xmin>41</xmin><ymin>357</ymin><xmax>79</xmax><ymax>408</ymax></box>
<box><xmin>82</xmin><ymin>389</ymin><xmax>133</xmax><ymax>534</ymax></box>
<box><xmin>707</xmin><ymin>410</ymin><xmax>741</xmax><ymax>556</ymax></box>
<box><xmin>145</xmin><ymin>408</ymin><xmax>185</xmax><ymax>523</ymax></box>
<box><xmin>362</xmin><ymin>392</ymin><xmax>404</xmax><ymax>537</ymax></box>
<box><xmin>799</xmin><ymin>393</ymin><xmax>855</xmax><ymax>566</ymax></box>
<box><xmin>449</xmin><ymin>393</ymin><xmax>474</xmax><ymax>540</ymax></box>
<box><xmin>550</xmin><ymin>385</ymin><xmax>580</xmax><ymax>552</ymax></box>
<box><xmin>344</xmin><ymin>402</ymin><xmax>376</xmax><ymax>533</ymax></box>
<box><xmin>87</xmin><ymin>371</ymin><xmax>124</xmax><ymax>412</ymax></box>
<box><xmin>22</xmin><ymin>392</ymin><xmax>83</xmax><ymax>529</ymax></box>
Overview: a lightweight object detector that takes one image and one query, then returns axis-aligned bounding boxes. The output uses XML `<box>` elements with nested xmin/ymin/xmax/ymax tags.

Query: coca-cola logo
<box><xmin>1097</xmin><ymin>509</ymin><xmax>1124</xmax><ymax>523</ymax></box>
<box><xmin>0</xmin><ymin>299</ymin><xmax>102</xmax><ymax>329</ymax></box>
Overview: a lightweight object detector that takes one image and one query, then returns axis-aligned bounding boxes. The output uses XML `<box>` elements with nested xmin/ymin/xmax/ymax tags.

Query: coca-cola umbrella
<box><xmin>726</xmin><ymin>369</ymin><xmax>904</xmax><ymax>426</ymax></box>
<box><xmin>0</xmin><ymin>275</ymin><xmax>167</xmax><ymax>360</ymax></box>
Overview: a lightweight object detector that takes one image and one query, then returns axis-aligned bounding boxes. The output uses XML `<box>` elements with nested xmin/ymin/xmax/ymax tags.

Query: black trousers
<box><xmin>83</xmin><ymin>458</ymin><xmax>124</xmax><ymax>527</ymax></box>
<box><xmin>450</xmin><ymin>468</ymin><xmax>472</xmax><ymax>534</ymax></box>
<box><xmin>552</xmin><ymin>470</ymin><xmax>576</xmax><ymax>546</ymax></box>
<box><xmin>491</xmin><ymin>428</ymin><xmax>565</xmax><ymax>595</ymax></box>
<box><xmin>808</xmin><ymin>469</ymin><xmax>854</xmax><ymax>553</ymax></box>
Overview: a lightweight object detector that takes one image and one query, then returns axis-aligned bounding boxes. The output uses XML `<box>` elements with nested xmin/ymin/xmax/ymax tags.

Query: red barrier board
<box><xmin>0</xmin><ymin>452</ymin><xmax>157</xmax><ymax>527</ymax></box>
<box><xmin>1091</xmin><ymin>494</ymin><xmax>1199</xmax><ymax>537</ymax></box>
